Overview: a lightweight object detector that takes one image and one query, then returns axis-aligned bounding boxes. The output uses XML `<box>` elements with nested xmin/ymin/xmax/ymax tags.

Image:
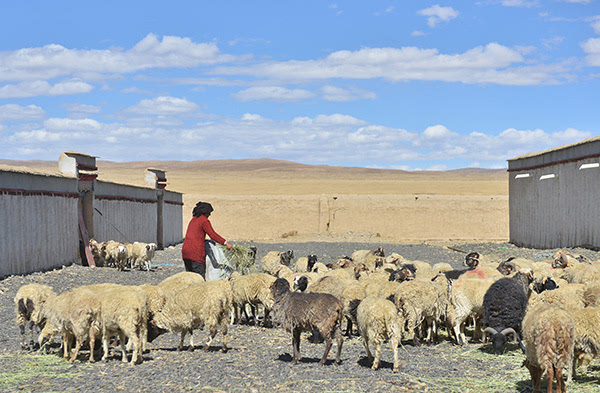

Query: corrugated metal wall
<box><xmin>0</xmin><ymin>171</ymin><xmax>80</xmax><ymax>277</ymax></box>
<box><xmin>164</xmin><ymin>198</ymin><xmax>183</xmax><ymax>246</ymax></box>
<box><xmin>509</xmin><ymin>143</ymin><xmax>600</xmax><ymax>248</ymax></box>
<box><xmin>0</xmin><ymin>193</ymin><xmax>80</xmax><ymax>277</ymax></box>
<box><xmin>0</xmin><ymin>169</ymin><xmax>183</xmax><ymax>277</ymax></box>
<box><xmin>93</xmin><ymin>199</ymin><xmax>157</xmax><ymax>243</ymax></box>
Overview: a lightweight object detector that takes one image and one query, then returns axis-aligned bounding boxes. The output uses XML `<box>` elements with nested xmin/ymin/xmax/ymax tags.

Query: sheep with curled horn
<box><xmin>270</xmin><ymin>278</ymin><xmax>343</xmax><ymax>365</ymax></box>
<box><xmin>482</xmin><ymin>269</ymin><xmax>533</xmax><ymax>355</ymax></box>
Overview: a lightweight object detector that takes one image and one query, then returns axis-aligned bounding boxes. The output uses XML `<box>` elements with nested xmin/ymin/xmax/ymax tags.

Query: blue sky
<box><xmin>0</xmin><ymin>0</ymin><xmax>598</xmax><ymax>170</ymax></box>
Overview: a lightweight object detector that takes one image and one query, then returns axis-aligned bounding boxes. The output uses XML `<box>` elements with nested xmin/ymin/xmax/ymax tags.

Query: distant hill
<box><xmin>0</xmin><ymin>157</ymin><xmax>506</xmax><ymax>176</ymax></box>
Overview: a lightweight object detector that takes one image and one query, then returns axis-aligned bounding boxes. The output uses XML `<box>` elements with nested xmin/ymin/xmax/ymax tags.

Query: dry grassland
<box><xmin>0</xmin><ymin>159</ymin><xmax>510</xmax><ymax>242</ymax></box>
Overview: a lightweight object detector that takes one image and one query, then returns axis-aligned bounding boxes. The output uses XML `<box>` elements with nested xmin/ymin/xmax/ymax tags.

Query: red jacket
<box><xmin>181</xmin><ymin>215</ymin><xmax>226</xmax><ymax>264</ymax></box>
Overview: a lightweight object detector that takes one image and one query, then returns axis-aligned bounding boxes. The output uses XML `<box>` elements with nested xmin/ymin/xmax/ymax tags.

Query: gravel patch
<box><xmin>1</xmin><ymin>241</ymin><xmax>600</xmax><ymax>393</ymax></box>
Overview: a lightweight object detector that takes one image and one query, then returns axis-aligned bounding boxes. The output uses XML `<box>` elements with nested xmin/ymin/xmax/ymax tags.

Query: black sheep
<box><xmin>482</xmin><ymin>270</ymin><xmax>533</xmax><ymax>355</ymax></box>
<box><xmin>270</xmin><ymin>278</ymin><xmax>343</xmax><ymax>365</ymax></box>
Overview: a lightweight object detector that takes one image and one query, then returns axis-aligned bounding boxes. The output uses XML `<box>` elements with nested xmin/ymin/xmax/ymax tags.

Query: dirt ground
<box><xmin>2</xmin><ymin>241</ymin><xmax>600</xmax><ymax>393</ymax></box>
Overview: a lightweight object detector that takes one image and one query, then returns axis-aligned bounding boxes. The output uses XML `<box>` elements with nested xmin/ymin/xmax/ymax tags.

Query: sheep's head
<box><xmin>532</xmin><ymin>277</ymin><xmax>558</xmax><ymax>294</ymax></box>
<box><xmin>147</xmin><ymin>319</ymin><xmax>168</xmax><ymax>343</ymax></box>
<box><xmin>293</xmin><ymin>275</ymin><xmax>309</xmax><ymax>292</ymax></box>
<box><xmin>552</xmin><ymin>250</ymin><xmax>578</xmax><ymax>269</ymax></box>
<box><xmin>497</xmin><ymin>257</ymin><xmax>517</xmax><ymax>276</ymax></box>
<box><xmin>483</xmin><ymin>327</ymin><xmax>518</xmax><ymax>355</ymax></box>
<box><xmin>271</xmin><ymin>278</ymin><xmax>291</xmax><ymax>298</ymax></box>
<box><xmin>280</xmin><ymin>250</ymin><xmax>294</xmax><ymax>265</ymax></box>
<box><xmin>464</xmin><ymin>252</ymin><xmax>480</xmax><ymax>269</ymax></box>
<box><xmin>374</xmin><ymin>247</ymin><xmax>385</xmax><ymax>257</ymax></box>
<box><xmin>307</xmin><ymin>254</ymin><xmax>318</xmax><ymax>271</ymax></box>
<box><xmin>389</xmin><ymin>267</ymin><xmax>414</xmax><ymax>282</ymax></box>
<box><xmin>354</xmin><ymin>263</ymin><xmax>370</xmax><ymax>280</ymax></box>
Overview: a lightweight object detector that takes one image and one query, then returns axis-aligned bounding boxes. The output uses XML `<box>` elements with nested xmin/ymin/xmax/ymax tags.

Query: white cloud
<box><xmin>232</xmin><ymin>86</ymin><xmax>314</xmax><ymax>102</ymax></box>
<box><xmin>0</xmin><ymin>104</ymin><xmax>45</xmax><ymax>121</ymax></box>
<box><xmin>581</xmin><ymin>38</ymin><xmax>600</xmax><ymax>65</ymax></box>
<box><xmin>592</xmin><ymin>19</ymin><xmax>600</xmax><ymax>34</ymax></box>
<box><xmin>321</xmin><ymin>85</ymin><xmax>376</xmax><ymax>101</ymax></box>
<box><xmin>500</xmin><ymin>0</ymin><xmax>538</xmax><ymax>7</ymax></box>
<box><xmin>0</xmin><ymin>33</ymin><xmax>237</xmax><ymax>83</ymax></box>
<box><xmin>65</xmin><ymin>103</ymin><xmax>101</xmax><ymax>119</ymax></box>
<box><xmin>125</xmin><ymin>96</ymin><xmax>201</xmax><ymax>115</ymax></box>
<box><xmin>1</xmin><ymin>109</ymin><xmax>594</xmax><ymax>170</ymax></box>
<box><xmin>560</xmin><ymin>0</ymin><xmax>590</xmax><ymax>3</ymax></box>
<box><xmin>291</xmin><ymin>114</ymin><xmax>367</xmax><ymax>126</ymax></box>
<box><xmin>411</xmin><ymin>31</ymin><xmax>426</xmax><ymax>37</ymax></box>
<box><xmin>0</xmin><ymin>79</ymin><xmax>93</xmax><ymax>98</ymax></box>
<box><xmin>44</xmin><ymin>118</ymin><xmax>102</xmax><ymax>131</ymax></box>
<box><xmin>241</xmin><ymin>113</ymin><xmax>265</xmax><ymax>121</ymax></box>
<box><xmin>213</xmin><ymin>43</ymin><xmax>569</xmax><ymax>85</ymax></box>
<box><xmin>542</xmin><ymin>36</ymin><xmax>565</xmax><ymax>49</ymax></box>
<box><xmin>422</xmin><ymin>125</ymin><xmax>455</xmax><ymax>139</ymax></box>
<box><xmin>417</xmin><ymin>5</ymin><xmax>459</xmax><ymax>28</ymax></box>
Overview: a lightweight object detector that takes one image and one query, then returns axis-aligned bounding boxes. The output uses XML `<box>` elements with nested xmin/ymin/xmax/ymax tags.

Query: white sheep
<box><xmin>104</xmin><ymin>241</ymin><xmax>129</xmax><ymax>271</ymax></box>
<box><xmin>153</xmin><ymin>281</ymin><xmax>231</xmax><ymax>352</ymax></box>
<box><xmin>571</xmin><ymin>306</ymin><xmax>600</xmax><ymax>380</ymax></box>
<box><xmin>41</xmin><ymin>288</ymin><xmax>101</xmax><ymax>363</ymax></box>
<box><xmin>14</xmin><ymin>283</ymin><xmax>56</xmax><ymax>349</ymax></box>
<box><xmin>229</xmin><ymin>272</ymin><xmax>276</xmax><ymax>326</ymax></box>
<box><xmin>448</xmin><ymin>277</ymin><xmax>495</xmax><ymax>345</ymax></box>
<box><xmin>261</xmin><ymin>250</ymin><xmax>294</xmax><ymax>275</ymax></box>
<box><xmin>99</xmin><ymin>287</ymin><xmax>148</xmax><ymax>364</ymax></box>
<box><xmin>130</xmin><ymin>242</ymin><xmax>157</xmax><ymax>271</ymax></box>
<box><xmin>394</xmin><ymin>273</ymin><xmax>452</xmax><ymax>346</ymax></box>
<box><xmin>522</xmin><ymin>304</ymin><xmax>575</xmax><ymax>393</ymax></box>
<box><xmin>357</xmin><ymin>296</ymin><xmax>403</xmax><ymax>372</ymax></box>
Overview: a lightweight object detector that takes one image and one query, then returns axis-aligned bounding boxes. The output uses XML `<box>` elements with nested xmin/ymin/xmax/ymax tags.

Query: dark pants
<box><xmin>184</xmin><ymin>259</ymin><xmax>206</xmax><ymax>279</ymax></box>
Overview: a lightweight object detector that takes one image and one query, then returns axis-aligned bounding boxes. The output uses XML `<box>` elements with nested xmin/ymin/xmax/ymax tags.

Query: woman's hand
<box><xmin>225</xmin><ymin>241</ymin><xmax>234</xmax><ymax>250</ymax></box>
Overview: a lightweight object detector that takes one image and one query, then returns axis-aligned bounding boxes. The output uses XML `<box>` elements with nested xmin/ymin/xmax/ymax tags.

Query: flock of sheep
<box><xmin>13</xmin><ymin>246</ymin><xmax>600</xmax><ymax>393</ymax></box>
<box><xmin>89</xmin><ymin>239</ymin><xmax>157</xmax><ymax>271</ymax></box>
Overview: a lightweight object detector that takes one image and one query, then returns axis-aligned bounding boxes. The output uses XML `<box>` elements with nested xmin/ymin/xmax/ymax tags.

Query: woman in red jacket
<box><xmin>182</xmin><ymin>201</ymin><xmax>233</xmax><ymax>278</ymax></box>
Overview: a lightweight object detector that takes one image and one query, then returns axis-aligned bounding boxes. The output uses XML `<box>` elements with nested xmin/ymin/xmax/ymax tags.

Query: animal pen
<box><xmin>0</xmin><ymin>152</ymin><xmax>183</xmax><ymax>277</ymax></box>
<box><xmin>508</xmin><ymin>136</ymin><xmax>600</xmax><ymax>249</ymax></box>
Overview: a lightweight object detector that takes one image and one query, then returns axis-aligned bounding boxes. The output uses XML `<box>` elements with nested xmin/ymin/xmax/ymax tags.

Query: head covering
<box><xmin>193</xmin><ymin>201</ymin><xmax>214</xmax><ymax>217</ymax></box>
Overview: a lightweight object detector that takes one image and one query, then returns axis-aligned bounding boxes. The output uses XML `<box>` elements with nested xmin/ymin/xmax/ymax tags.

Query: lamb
<box><xmin>394</xmin><ymin>273</ymin><xmax>452</xmax><ymax>346</ymax></box>
<box><xmin>270</xmin><ymin>278</ymin><xmax>343</xmax><ymax>365</ymax></box>
<box><xmin>104</xmin><ymin>241</ymin><xmax>129</xmax><ymax>271</ymax></box>
<box><xmin>99</xmin><ymin>286</ymin><xmax>148</xmax><ymax>364</ymax></box>
<box><xmin>261</xmin><ymin>250</ymin><xmax>294</xmax><ymax>275</ymax></box>
<box><xmin>295</xmin><ymin>254</ymin><xmax>318</xmax><ymax>273</ymax></box>
<box><xmin>229</xmin><ymin>272</ymin><xmax>276</xmax><ymax>326</ymax></box>
<box><xmin>482</xmin><ymin>270</ymin><xmax>533</xmax><ymax>355</ymax></box>
<box><xmin>356</xmin><ymin>296</ymin><xmax>403</xmax><ymax>372</ymax></box>
<box><xmin>152</xmin><ymin>280</ymin><xmax>231</xmax><ymax>352</ymax></box>
<box><xmin>522</xmin><ymin>304</ymin><xmax>575</xmax><ymax>393</ymax></box>
<box><xmin>41</xmin><ymin>288</ymin><xmax>101</xmax><ymax>363</ymax></box>
<box><xmin>14</xmin><ymin>283</ymin><xmax>56</xmax><ymax>349</ymax></box>
<box><xmin>130</xmin><ymin>242</ymin><xmax>157</xmax><ymax>271</ymax></box>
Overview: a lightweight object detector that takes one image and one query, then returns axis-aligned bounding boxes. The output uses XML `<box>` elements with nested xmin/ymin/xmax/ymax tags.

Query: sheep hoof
<box><xmin>188</xmin><ymin>345</ymin><xmax>195</xmax><ymax>352</ymax></box>
<box><xmin>220</xmin><ymin>346</ymin><xmax>228</xmax><ymax>353</ymax></box>
<box><xmin>335</xmin><ymin>359</ymin><xmax>341</xmax><ymax>365</ymax></box>
<box><xmin>393</xmin><ymin>367</ymin><xmax>399</xmax><ymax>373</ymax></box>
<box><xmin>89</xmin><ymin>359</ymin><xmax>95</xmax><ymax>364</ymax></box>
<box><xmin>371</xmin><ymin>365</ymin><xmax>379</xmax><ymax>370</ymax></box>
<box><xmin>291</xmin><ymin>359</ymin><xmax>299</xmax><ymax>365</ymax></box>
<box><xmin>202</xmin><ymin>345</ymin><xmax>209</xmax><ymax>352</ymax></box>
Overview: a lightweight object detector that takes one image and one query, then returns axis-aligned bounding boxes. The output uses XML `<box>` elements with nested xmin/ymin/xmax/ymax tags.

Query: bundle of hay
<box><xmin>220</xmin><ymin>244</ymin><xmax>257</xmax><ymax>275</ymax></box>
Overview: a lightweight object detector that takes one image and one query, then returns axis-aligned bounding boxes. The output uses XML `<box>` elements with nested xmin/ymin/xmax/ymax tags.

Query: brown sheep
<box><xmin>270</xmin><ymin>278</ymin><xmax>343</xmax><ymax>365</ymax></box>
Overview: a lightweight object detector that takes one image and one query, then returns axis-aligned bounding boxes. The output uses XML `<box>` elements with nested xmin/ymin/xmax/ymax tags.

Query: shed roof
<box><xmin>509</xmin><ymin>136</ymin><xmax>600</xmax><ymax>161</ymax></box>
<box><xmin>507</xmin><ymin>136</ymin><xmax>600</xmax><ymax>172</ymax></box>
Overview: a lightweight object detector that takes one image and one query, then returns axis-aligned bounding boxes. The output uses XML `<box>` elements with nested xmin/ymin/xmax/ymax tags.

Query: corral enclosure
<box><xmin>0</xmin><ymin>167</ymin><xmax>183</xmax><ymax>277</ymax></box>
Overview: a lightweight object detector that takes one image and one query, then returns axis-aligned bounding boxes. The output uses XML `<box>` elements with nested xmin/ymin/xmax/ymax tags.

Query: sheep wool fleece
<box><xmin>182</xmin><ymin>215</ymin><xmax>226</xmax><ymax>264</ymax></box>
